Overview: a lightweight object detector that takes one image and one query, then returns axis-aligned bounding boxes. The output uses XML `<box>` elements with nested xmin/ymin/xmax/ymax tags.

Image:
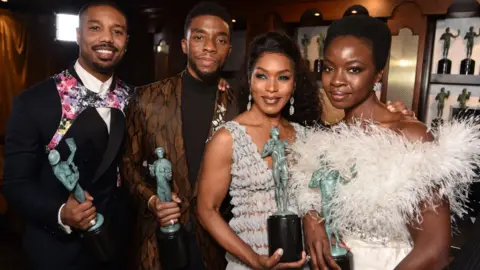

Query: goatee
<box><xmin>188</xmin><ymin>56</ymin><xmax>221</xmax><ymax>84</ymax></box>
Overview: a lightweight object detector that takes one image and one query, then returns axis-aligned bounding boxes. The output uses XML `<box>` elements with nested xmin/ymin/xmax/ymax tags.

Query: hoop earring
<box><xmin>247</xmin><ymin>93</ymin><xmax>252</xmax><ymax>111</ymax></box>
<box><xmin>289</xmin><ymin>96</ymin><xmax>295</xmax><ymax>115</ymax></box>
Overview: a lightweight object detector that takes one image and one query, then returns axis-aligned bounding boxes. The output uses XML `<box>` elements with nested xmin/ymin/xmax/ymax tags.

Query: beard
<box><xmin>188</xmin><ymin>56</ymin><xmax>223</xmax><ymax>84</ymax></box>
<box><xmin>92</xmin><ymin>60</ymin><xmax>117</xmax><ymax>74</ymax></box>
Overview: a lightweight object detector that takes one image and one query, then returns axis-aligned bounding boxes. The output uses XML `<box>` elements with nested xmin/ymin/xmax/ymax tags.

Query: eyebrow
<box><xmin>87</xmin><ymin>19</ymin><xmax>126</xmax><ymax>30</ymax></box>
<box><xmin>190</xmin><ymin>28</ymin><xmax>229</xmax><ymax>37</ymax></box>
<box><xmin>323</xmin><ymin>58</ymin><xmax>365</xmax><ymax>65</ymax></box>
<box><xmin>256</xmin><ymin>67</ymin><xmax>292</xmax><ymax>73</ymax></box>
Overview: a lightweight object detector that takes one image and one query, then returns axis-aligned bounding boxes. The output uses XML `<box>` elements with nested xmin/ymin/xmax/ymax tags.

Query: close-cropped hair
<box><xmin>324</xmin><ymin>15</ymin><xmax>392</xmax><ymax>71</ymax></box>
<box><xmin>78</xmin><ymin>1</ymin><xmax>128</xmax><ymax>30</ymax></box>
<box><xmin>184</xmin><ymin>1</ymin><xmax>232</xmax><ymax>37</ymax></box>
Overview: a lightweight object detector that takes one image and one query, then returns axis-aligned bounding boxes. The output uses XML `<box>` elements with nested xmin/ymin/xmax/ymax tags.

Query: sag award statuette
<box><xmin>149</xmin><ymin>147</ymin><xmax>188</xmax><ymax>269</ymax></box>
<box><xmin>309</xmin><ymin>164</ymin><xmax>353</xmax><ymax>270</ymax></box>
<box><xmin>48</xmin><ymin>138</ymin><xmax>114</xmax><ymax>261</ymax></box>
<box><xmin>261</xmin><ymin>127</ymin><xmax>303</xmax><ymax>262</ymax></box>
<box><xmin>460</xmin><ymin>27</ymin><xmax>479</xmax><ymax>75</ymax></box>
<box><xmin>457</xmin><ymin>88</ymin><xmax>471</xmax><ymax>110</ymax></box>
<box><xmin>314</xmin><ymin>34</ymin><xmax>325</xmax><ymax>73</ymax></box>
<box><xmin>301</xmin><ymin>34</ymin><xmax>311</xmax><ymax>71</ymax></box>
<box><xmin>432</xmin><ymin>87</ymin><xmax>450</xmax><ymax>129</ymax></box>
<box><xmin>438</xmin><ymin>27</ymin><xmax>459</xmax><ymax>74</ymax></box>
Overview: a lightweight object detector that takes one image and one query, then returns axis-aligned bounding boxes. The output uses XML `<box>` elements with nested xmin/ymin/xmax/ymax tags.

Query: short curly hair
<box><xmin>239</xmin><ymin>32</ymin><xmax>322</xmax><ymax>126</ymax></box>
<box><xmin>324</xmin><ymin>15</ymin><xmax>392</xmax><ymax>71</ymax></box>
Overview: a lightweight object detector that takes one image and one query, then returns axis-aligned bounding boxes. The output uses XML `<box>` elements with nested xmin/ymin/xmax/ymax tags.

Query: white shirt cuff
<box><xmin>58</xmin><ymin>203</ymin><xmax>72</xmax><ymax>234</ymax></box>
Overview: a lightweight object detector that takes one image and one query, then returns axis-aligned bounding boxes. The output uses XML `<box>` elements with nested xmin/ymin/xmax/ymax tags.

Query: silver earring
<box><xmin>289</xmin><ymin>96</ymin><xmax>295</xmax><ymax>115</ymax></box>
<box><xmin>374</xmin><ymin>82</ymin><xmax>381</xmax><ymax>91</ymax></box>
<box><xmin>247</xmin><ymin>93</ymin><xmax>252</xmax><ymax>111</ymax></box>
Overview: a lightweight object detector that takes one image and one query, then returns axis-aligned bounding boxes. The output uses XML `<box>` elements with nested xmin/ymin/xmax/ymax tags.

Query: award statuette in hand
<box><xmin>149</xmin><ymin>147</ymin><xmax>188</xmax><ymax>270</ymax></box>
<box><xmin>48</xmin><ymin>138</ymin><xmax>114</xmax><ymax>262</ymax></box>
<box><xmin>261</xmin><ymin>126</ymin><xmax>303</xmax><ymax>262</ymax></box>
<box><xmin>309</xmin><ymin>164</ymin><xmax>354</xmax><ymax>270</ymax></box>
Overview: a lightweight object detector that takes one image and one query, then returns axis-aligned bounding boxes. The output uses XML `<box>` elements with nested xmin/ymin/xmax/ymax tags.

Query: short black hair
<box><xmin>184</xmin><ymin>1</ymin><xmax>232</xmax><ymax>37</ymax></box>
<box><xmin>78</xmin><ymin>1</ymin><xmax>128</xmax><ymax>30</ymax></box>
<box><xmin>324</xmin><ymin>15</ymin><xmax>391</xmax><ymax>71</ymax></box>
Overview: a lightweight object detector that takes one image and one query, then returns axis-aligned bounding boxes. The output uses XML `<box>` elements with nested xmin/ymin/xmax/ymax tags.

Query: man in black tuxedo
<box><xmin>2</xmin><ymin>2</ymin><xmax>132</xmax><ymax>269</ymax></box>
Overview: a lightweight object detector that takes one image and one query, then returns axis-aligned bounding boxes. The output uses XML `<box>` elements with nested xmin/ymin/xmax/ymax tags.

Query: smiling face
<box><xmin>77</xmin><ymin>5</ymin><xmax>128</xmax><ymax>77</ymax></box>
<box><xmin>322</xmin><ymin>35</ymin><xmax>382</xmax><ymax>110</ymax></box>
<box><xmin>250</xmin><ymin>52</ymin><xmax>295</xmax><ymax>116</ymax></box>
<box><xmin>182</xmin><ymin>15</ymin><xmax>231</xmax><ymax>82</ymax></box>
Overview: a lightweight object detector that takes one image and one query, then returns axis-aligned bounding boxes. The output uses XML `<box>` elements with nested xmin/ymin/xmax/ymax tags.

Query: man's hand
<box><xmin>149</xmin><ymin>192</ymin><xmax>182</xmax><ymax>227</ymax></box>
<box><xmin>303</xmin><ymin>211</ymin><xmax>341</xmax><ymax>270</ymax></box>
<box><xmin>60</xmin><ymin>191</ymin><xmax>96</xmax><ymax>231</ymax></box>
<box><xmin>386</xmin><ymin>101</ymin><xmax>415</xmax><ymax>118</ymax></box>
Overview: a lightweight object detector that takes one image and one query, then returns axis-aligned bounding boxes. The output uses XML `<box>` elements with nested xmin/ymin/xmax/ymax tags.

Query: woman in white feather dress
<box><xmin>291</xmin><ymin>15</ymin><xmax>480</xmax><ymax>270</ymax></box>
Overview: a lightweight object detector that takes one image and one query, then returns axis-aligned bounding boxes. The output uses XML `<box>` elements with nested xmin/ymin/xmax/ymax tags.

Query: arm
<box><xmin>395</xmin><ymin>123</ymin><xmax>451</xmax><ymax>270</ymax></box>
<box><xmin>196</xmin><ymin>129</ymin><xmax>305</xmax><ymax>268</ymax></box>
<box><xmin>2</xmin><ymin>97</ymin><xmax>66</xmax><ymax>233</ymax></box>
<box><xmin>120</xmin><ymin>91</ymin><xmax>155</xmax><ymax>205</ymax></box>
<box><xmin>196</xmin><ymin>129</ymin><xmax>261</xmax><ymax>267</ymax></box>
<box><xmin>395</xmin><ymin>200</ymin><xmax>451</xmax><ymax>270</ymax></box>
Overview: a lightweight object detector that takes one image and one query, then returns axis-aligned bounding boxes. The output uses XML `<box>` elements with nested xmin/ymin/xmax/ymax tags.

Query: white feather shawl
<box><xmin>289</xmin><ymin>119</ymin><xmax>480</xmax><ymax>242</ymax></box>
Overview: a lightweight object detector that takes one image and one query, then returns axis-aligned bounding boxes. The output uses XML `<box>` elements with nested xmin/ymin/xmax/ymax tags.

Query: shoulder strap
<box><xmin>45</xmin><ymin>70</ymin><xmax>131</xmax><ymax>152</ymax></box>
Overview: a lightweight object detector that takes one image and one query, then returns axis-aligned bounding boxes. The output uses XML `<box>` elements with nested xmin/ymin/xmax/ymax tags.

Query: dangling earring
<box><xmin>374</xmin><ymin>82</ymin><xmax>381</xmax><ymax>91</ymax></box>
<box><xmin>289</xmin><ymin>96</ymin><xmax>295</xmax><ymax>115</ymax></box>
<box><xmin>247</xmin><ymin>93</ymin><xmax>252</xmax><ymax>111</ymax></box>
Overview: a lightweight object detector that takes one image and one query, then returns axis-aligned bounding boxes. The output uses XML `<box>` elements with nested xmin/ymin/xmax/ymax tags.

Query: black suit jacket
<box><xmin>2</xmin><ymin>71</ymin><xmax>132</xmax><ymax>270</ymax></box>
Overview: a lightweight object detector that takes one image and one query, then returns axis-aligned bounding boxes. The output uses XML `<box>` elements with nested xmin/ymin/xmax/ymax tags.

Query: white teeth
<box><xmin>264</xmin><ymin>98</ymin><xmax>280</xmax><ymax>104</ymax></box>
<box><xmin>96</xmin><ymin>50</ymin><xmax>113</xmax><ymax>54</ymax></box>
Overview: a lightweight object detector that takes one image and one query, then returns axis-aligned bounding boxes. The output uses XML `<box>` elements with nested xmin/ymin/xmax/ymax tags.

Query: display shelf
<box><xmin>430</xmin><ymin>74</ymin><xmax>480</xmax><ymax>86</ymax></box>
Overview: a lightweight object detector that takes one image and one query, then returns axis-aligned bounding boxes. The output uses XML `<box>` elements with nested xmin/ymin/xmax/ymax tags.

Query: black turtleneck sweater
<box><xmin>181</xmin><ymin>71</ymin><xmax>218</xmax><ymax>186</ymax></box>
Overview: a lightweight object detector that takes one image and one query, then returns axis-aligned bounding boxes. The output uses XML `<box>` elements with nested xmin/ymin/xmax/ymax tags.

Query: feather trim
<box><xmin>289</xmin><ymin>118</ymin><xmax>480</xmax><ymax>241</ymax></box>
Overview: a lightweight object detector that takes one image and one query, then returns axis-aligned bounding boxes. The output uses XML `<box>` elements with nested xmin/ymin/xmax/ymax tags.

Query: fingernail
<box><xmin>402</xmin><ymin>110</ymin><xmax>407</xmax><ymax>113</ymax></box>
<box><xmin>387</xmin><ymin>105</ymin><xmax>393</xmax><ymax>110</ymax></box>
<box><xmin>277</xmin><ymin>249</ymin><xmax>284</xmax><ymax>256</ymax></box>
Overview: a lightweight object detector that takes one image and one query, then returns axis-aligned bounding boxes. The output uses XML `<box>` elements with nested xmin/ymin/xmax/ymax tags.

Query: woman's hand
<box><xmin>303</xmin><ymin>211</ymin><xmax>342</xmax><ymax>270</ymax></box>
<box><xmin>218</xmin><ymin>78</ymin><xmax>231</xmax><ymax>91</ymax></box>
<box><xmin>254</xmin><ymin>249</ymin><xmax>307</xmax><ymax>269</ymax></box>
<box><xmin>386</xmin><ymin>101</ymin><xmax>415</xmax><ymax>118</ymax></box>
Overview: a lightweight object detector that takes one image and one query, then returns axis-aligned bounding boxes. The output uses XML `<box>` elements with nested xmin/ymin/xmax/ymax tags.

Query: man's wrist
<box><xmin>147</xmin><ymin>195</ymin><xmax>157</xmax><ymax>211</ymax></box>
<box><xmin>58</xmin><ymin>203</ymin><xmax>72</xmax><ymax>234</ymax></box>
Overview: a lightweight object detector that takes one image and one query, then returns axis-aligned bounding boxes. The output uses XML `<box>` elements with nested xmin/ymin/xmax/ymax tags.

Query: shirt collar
<box><xmin>74</xmin><ymin>60</ymin><xmax>113</xmax><ymax>94</ymax></box>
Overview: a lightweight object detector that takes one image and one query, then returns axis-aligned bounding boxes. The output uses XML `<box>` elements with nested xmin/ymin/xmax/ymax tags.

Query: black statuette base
<box><xmin>82</xmin><ymin>225</ymin><xmax>115</xmax><ymax>262</ymax></box>
<box><xmin>334</xmin><ymin>251</ymin><xmax>354</xmax><ymax>270</ymax></box>
<box><xmin>437</xmin><ymin>58</ymin><xmax>452</xmax><ymax>74</ymax></box>
<box><xmin>157</xmin><ymin>227</ymin><xmax>189</xmax><ymax>270</ymax></box>
<box><xmin>267</xmin><ymin>214</ymin><xmax>303</xmax><ymax>263</ymax></box>
<box><xmin>460</xmin><ymin>58</ymin><xmax>475</xmax><ymax>75</ymax></box>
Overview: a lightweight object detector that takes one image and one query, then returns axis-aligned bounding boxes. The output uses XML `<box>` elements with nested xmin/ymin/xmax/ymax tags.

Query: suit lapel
<box><xmin>168</xmin><ymin>73</ymin><xmax>191</xmax><ymax>204</ymax></box>
<box><xmin>91</xmin><ymin>109</ymin><xmax>125</xmax><ymax>183</ymax></box>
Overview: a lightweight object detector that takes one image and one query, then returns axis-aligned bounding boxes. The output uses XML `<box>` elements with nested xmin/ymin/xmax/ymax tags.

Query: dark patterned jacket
<box><xmin>121</xmin><ymin>72</ymin><xmax>238</xmax><ymax>270</ymax></box>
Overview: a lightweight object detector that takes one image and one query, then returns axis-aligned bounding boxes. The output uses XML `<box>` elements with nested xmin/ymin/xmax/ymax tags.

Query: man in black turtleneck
<box><xmin>121</xmin><ymin>2</ymin><xmax>238</xmax><ymax>270</ymax></box>
<box><xmin>182</xmin><ymin>70</ymin><xmax>219</xmax><ymax>186</ymax></box>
